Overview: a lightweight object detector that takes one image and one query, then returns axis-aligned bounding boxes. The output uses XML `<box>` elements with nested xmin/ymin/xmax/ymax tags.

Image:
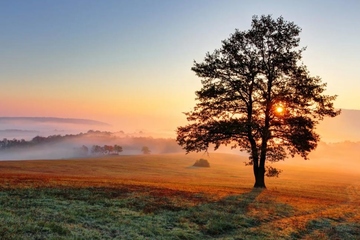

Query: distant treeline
<box><xmin>72</xmin><ymin>144</ymin><xmax>123</xmax><ymax>157</ymax></box>
<box><xmin>0</xmin><ymin>130</ymin><xmax>183</xmax><ymax>158</ymax></box>
<box><xmin>90</xmin><ymin>144</ymin><xmax>123</xmax><ymax>155</ymax></box>
<box><xmin>0</xmin><ymin>130</ymin><xmax>113</xmax><ymax>150</ymax></box>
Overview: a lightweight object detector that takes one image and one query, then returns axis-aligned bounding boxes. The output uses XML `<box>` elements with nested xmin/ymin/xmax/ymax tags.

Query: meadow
<box><xmin>0</xmin><ymin>153</ymin><xmax>359</xmax><ymax>239</ymax></box>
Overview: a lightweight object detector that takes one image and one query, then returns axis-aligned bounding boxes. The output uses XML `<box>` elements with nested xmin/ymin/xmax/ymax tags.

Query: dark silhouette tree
<box><xmin>176</xmin><ymin>15</ymin><xmax>340</xmax><ymax>188</ymax></box>
<box><xmin>91</xmin><ymin>145</ymin><xmax>104</xmax><ymax>155</ymax></box>
<box><xmin>114</xmin><ymin>144</ymin><xmax>123</xmax><ymax>154</ymax></box>
<box><xmin>90</xmin><ymin>144</ymin><xmax>123</xmax><ymax>155</ymax></box>
<box><xmin>104</xmin><ymin>145</ymin><xmax>114</xmax><ymax>153</ymax></box>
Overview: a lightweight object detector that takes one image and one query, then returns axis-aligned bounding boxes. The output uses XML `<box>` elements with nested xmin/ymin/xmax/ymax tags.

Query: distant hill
<box><xmin>0</xmin><ymin>129</ymin><xmax>39</xmax><ymax>133</ymax></box>
<box><xmin>0</xmin><ymin>117</ymin><xmax>110</xmax><ymax>126</ymax></box>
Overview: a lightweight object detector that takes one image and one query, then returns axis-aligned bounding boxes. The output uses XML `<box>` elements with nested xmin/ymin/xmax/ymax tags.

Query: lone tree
<box><xmin>176</xmin><ymin>15</ymin><xmax>340</xmax><ymax>188</ymax></box>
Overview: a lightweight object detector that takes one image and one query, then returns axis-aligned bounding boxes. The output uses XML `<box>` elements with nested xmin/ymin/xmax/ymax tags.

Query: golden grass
<box><xmin>0</xmin><ymin>152</ymin><xmax>359</xmax><ymax>238</ymax></box>
<box><xmin>0</xmin><ymin>153</ymin><xmax>252</xmax><ymax>195</ymax></box>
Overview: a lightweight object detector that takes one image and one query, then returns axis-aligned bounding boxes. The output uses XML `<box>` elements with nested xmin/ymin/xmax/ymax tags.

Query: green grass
<box><xmin>0</xmin><ymin>153</ymin><xmax>359</xmax><ymax>239</ymax></box>
<box><xmin>290</xmin><ymin>218</ymin><xmax>360</xmax><ymax>239</ymax></box>
<box><xmin>0</xmin><ymin>186</ymin><xmax>359</xmax><ymax>239</ymax></box>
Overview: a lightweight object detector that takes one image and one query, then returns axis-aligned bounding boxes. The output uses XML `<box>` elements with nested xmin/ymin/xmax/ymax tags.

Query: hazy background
<box><xmin>0</xmin><ymin>1</ymin><xmax>359</xmax><ymax>163</ymax></box>
<box><xmin>1</xmin><ymin>108</ymin><xmax>360</xmax><ymax>143</ymax></box>
<box><xmin>0</xmin><ymin>110</ymin><xmax>359</xmax><ymax>161</ymax></box>
<box><xmin>1</xmin><ymin>0</ymin><xmax>359</xmax><ymax>137</ymax></box>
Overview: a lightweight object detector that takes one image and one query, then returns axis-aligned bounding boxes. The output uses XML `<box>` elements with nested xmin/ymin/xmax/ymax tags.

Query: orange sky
<box><xmin>1</xmin><ymin>1</ymin><xmax>359</xmax><ymax>137</ymax></box>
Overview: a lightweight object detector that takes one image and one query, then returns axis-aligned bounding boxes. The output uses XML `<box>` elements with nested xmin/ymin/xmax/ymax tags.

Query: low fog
<box><xmin>0</xmin><ymin>113</ymin><xmax>359</xmax><ymax>166</ymax></box>
<box><xmin>0</xmin><ymin>117</ymin><xmax>182</xmax><ymax>160</ymax></box>
<box><xmin>0</xmin><ymin>132</ymin><xmax>183</xmax><ymax>160</ymax></box>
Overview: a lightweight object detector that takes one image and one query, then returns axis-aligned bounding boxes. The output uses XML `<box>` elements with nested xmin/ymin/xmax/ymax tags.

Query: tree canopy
<box><xmin>176</xmin><ymin>15</ymin><xmax>340</xmax><ymax>188</ymax></box>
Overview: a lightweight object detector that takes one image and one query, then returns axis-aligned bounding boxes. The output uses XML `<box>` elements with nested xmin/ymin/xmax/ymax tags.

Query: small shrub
<box><xmin>265</xmin><ymin>166</ymin><xmax>282</xmax><ymax>177</ymax></box>
<box><xmin>193</xmin><ymin>159</ymin><xmax>210</xmax><ymax>168</ymax></box>
<box><xmin>141</xmin><ymin>146</ymin><xmax>151</xmax><ymax>154</ymax></box>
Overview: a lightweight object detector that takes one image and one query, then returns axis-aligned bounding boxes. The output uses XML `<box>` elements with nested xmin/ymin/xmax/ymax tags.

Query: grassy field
<box><xmin>0</xmin><ymin>153</ymin><xmax>359</xmax><ymax>239</ymax></box>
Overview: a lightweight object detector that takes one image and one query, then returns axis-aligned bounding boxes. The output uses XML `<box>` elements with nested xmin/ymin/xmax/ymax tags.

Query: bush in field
<box><xmin>193</xmin><ymin>159</ymin><xmax>210</xmax><ymax>167</ymax></box>
<box><xmin>141</xmin><ymin>146</ymin><xmax>151</xmax><ymax>154</ymax></box>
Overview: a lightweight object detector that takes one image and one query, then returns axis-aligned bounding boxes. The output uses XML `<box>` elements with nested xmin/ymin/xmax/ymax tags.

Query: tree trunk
<box><xmin>253</xmin><ymin>165</ymin><xmax>266</xmax><ymax>188</ymax></box>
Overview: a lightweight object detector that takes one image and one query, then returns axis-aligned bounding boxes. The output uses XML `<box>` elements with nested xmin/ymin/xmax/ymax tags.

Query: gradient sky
<box><xmin>1</xmin><ymin>0</ymin><xmax>359</xmax><ymax>136</ymax></box>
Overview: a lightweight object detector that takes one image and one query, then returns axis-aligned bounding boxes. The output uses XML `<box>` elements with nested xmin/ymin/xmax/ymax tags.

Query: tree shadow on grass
<box><xmin>0</xmin><ymin>186</ymin><xmax>293</xmax><ymax>239</ymax></box>
<box><xmin>180</xmin><ymin>188</ymin><xmax>264</xmax><ymax>236</ymax></box>
<box><xmin>290</xmin><ymin>218</ymin><xmax>360</xmax><ymax>240</ymax></box>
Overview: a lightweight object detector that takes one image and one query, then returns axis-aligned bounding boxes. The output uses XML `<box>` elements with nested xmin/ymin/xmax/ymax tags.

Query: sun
<box><xmin>276</xmin><ymin>106</ymin><xmax>284</xmax><ymax>113</ymax></box>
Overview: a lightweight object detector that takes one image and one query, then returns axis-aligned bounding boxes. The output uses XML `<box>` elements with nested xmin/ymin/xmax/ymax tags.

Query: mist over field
<box><xmin>0</xmin><ymin>118</ymin><xmax>182</xmax><ymax>160</ymax></box>
<box><xmin>0</xmin><ymin>137</ymin><xmax>182</xmax><ymax>161</ymax></box>
<box><xmin>0</xmin><ymin>110</ymin><xmax>358</xmax><ymax>163</ymax></box>
<box><xmin>317</xmin><ymin>109</ymin><xmax>360</xmax><ymax>142</ymax></box>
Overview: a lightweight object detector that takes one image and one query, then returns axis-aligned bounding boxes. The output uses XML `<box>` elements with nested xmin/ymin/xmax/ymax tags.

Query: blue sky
<box><xmin>0</xmin><ymin>0</ymin><xmax>359</xmax><ymax>135</ymax></box>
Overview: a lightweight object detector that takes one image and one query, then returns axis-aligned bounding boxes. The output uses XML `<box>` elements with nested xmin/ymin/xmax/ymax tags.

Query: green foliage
<box><xmin>193</xmin><ymin>158</ymin><xmax>210</xmax><ymax>167</ymax></box>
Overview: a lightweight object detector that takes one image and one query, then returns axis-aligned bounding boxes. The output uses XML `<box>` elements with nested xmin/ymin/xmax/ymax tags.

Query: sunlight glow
<box><xmin>276</xmin><ymin>106</ymin><xmax>284</xmax><ymax>113</ymax></box>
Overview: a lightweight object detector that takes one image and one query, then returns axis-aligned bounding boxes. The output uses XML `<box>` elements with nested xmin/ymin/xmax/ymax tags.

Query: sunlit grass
<box><xmin>0</xmin><ymin>153</ymin><xmax>359</xmax><ymax>239</ymax></box>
